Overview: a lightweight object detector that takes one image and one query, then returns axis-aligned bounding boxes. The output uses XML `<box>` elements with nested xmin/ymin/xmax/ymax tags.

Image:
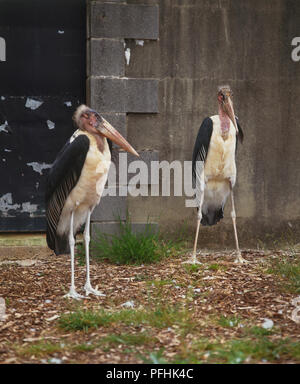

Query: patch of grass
<box><xmin>76</xmin><ymin>215</ymin><xmax>188</xmax><ymax>266</ymax></box>
<box><xmin>16</xmin><ymin>333</ymin><xmax>154</xmax><ymax>358</ymax></box>
<box><xmin>146</xmin><ymin>279</ymin><xmax>174</xmax><ymax>288</ymax></box>
<box><xmin>171</xmin><ymin>336</ymin><xmax>300</xmax><ymax>364</ymax></box>
<box><xmin>183</xmin><ymin>264</ymin><xmax>203</xmax><ymax>274</ymax></box>
<box><xmin>102</xmin><ymin>332</ymin><xmax>154</xmax><ymax>346</ymax></box>
<box><xmin>243</xmin><ymin>326</ymin><xmax>274</xmax><ymax>337</ymax></box>
<box><xmin>266</xmin><ymin>254</ymin><xmax>300</xmax><ymax>293</ymax></box>
<box><xmin>90</xmin><ymin>217</ymin><xmax>169</xmax><ymax>265</ymax></box>
<box><xmin>17</xmin><ymin>341</ymin><xmax>65</xmax><ymax>357</ymax></box>
<box><xmin>133</xmin><ymin>274</ymin><xmax>150</xmax><ymax>282</ymax></box>
<box><xmin>72</xmin><ymin>343</ymin><xmax>97</xmax><ymax>352</ymax></box>
<box><xmin>218</xmin><ymin>315</ymin><xmax>241</xmax><ymax>328</ymax></box>
<box><xmin>73</xmin><ymin>332</ymin><xmax>154</xmax><ymax>352</ymax></box>
<box><xmin>59</xmin><ymin>309</ymin><xmax>114</xmax><ymax>331</ymax></box>
<box><xmin>59</xmin><ymin>305</ymin><xmax>195</xmax><ymax>332</ymax></box>
<box><xmin>214</xmin><ymin>337</ymin><xmax>300</xmax><ymax>364</ymax></box>
<box><xmin>139</xmin><ymin>349</ymin><xmax>168</xmax><ymax>364</ymax></box>
<box><xmin>208</xmin><ymin>263</ymin><xmax>227</xmax><ymax>272</ymax></box>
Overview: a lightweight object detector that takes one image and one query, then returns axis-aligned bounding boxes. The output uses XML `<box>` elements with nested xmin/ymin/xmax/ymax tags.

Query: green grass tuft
<box><xmin>218</xmin><ymin>315</ymin><xmax>241</xmax><ymax>328</ymax></box>
<box><xmin>59</xmin><ymin>305</ymin><xmax>194</xmax><ymax>332</ymax></box>
<box><xmin>244</xmin><ymin>326</ymin><xmax>274</xmax><ymax>337</ymax></box>
<box><xmin>102</xmin><ymin>332</ymin><xmax>154</xmax><ymax>346</ymax></box>
<box><xmin>139</xmin><ymin>349</ymin><xmax>168</xmax><ymax>364</ymax></box>
<box><xmin>16</xmin><ymin>341</ymin><xmax>65</xmax><ymax>357</ymax></box>
<box><xmin>76</xmin><ymin>215</ymin><xmax>187</xmax><ymax>266</ymax></box>
<box><xmin>59</xmin><ymin>309</ymin><xmax>114</xmax><ymax>331</ymax></box>
<box><xmin>266</xmin><ymin>254</ymin><xmax>300</xmax><ymax>293</ymax></box>
<box><xmin>171</xmin><ymin>336</ymin><xmax>300</xmax><ymax>364</ymax></box>
<box><xmin>208</xmin><ymin>263</ymin><xmax>227</xmax><ymax>272</ymax></box>
<box><xmin>91</xmin><ymin>218</ymin><xmax>169</xmax><ymax>265</ymax></box>
<box><xmin>184</xmin><ymin>264</ymin><xmax>203</xmax><ymax>273</ymax></box>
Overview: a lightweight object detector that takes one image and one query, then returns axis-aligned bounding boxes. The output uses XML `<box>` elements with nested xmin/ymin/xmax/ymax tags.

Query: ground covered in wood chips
<box><xmin>0</xmin><ymin>248</ymin><xmax>299</xmax><ymax>364</ymax></box>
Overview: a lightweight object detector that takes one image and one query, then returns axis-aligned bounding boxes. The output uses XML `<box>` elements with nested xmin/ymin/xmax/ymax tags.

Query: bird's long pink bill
<box><xmin>98</xmin><ymin>117</ymin><xmax>139</xmax><ymax>157</ymax></box>
<box><xmin>224</xmin><ymin>97</ymin><xmax>238</xmax><ymax>133</ymax></box>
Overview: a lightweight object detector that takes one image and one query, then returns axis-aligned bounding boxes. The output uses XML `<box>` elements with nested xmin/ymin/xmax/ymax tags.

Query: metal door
<box><xmin>0</xmin><ymin>0</ymin><xmax>86</xmax><ymax>231</ymax></box>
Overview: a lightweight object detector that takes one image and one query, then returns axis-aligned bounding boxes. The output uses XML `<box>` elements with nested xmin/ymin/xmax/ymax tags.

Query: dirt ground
<box><xmin>0</xmin><ymin>247</ymin><xmax>299</xmax><ymax>364</ymax></box>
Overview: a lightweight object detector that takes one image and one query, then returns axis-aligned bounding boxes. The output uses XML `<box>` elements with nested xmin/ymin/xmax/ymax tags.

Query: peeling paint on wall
<box><xmin>0</xmin><ymin>193</ymin><xmax>20</xmax><ymax>217</ymax></box>
<box><xmin>125</xmin><ymin>48</ymin><xmax>131</xmax><ymax>65</ymax></box>
<box><xmin>135</xmin><ymin>40</ymin><xmax>144</xmax><ymax>46</ymax></box>
<box><xmin>21</xmin><ymin>202</ymin><xmax>38</xmax><ymax>215</ymax></box>
<box><xmin>0</xmin><ymin>120</ymin><xmax>9</xmax><ymax>133</ymax></box>
<box><xmin>0</xmin><ymin>193</ymin><xmax>38</xmax><ymax>218</ymax></box>
<box><xmin>27</xmin><ymin>162</ymin><xmax>52</xmax><ymax>175</ymax></box>
<box><xmin>46</xmin><ymin>120</ymin><xmax>55</xmax><ymax>130</ymax></box>
<box><xmin>25</xmin><ymin>98</ymin><xmax>43</xmax><ymax>110</ymax></box>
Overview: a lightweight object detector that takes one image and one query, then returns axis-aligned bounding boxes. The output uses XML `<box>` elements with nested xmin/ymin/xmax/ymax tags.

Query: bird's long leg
<box><xmin>84</xmin><ymin>209</ymin><xmax>106</xmax><ymax>297</ymax></box>
<box><xmin>230</xmin><ymin>184</ymin><xmax>248</xmax><ymax>264</ymax></box>
<box><xmin>182</xmin><ymin>170</ymin><xmax>204</xmax><ymax>265</ymax></box>
<box><xmin>182</xmin><ymin>216</ymin><xmax>202</xmax><ymax>264</ymax></box>
<box><xmin>64</xmin><ymin>211</ymin><xmax>85</xmax><ymax>299</ymax></box>
<box><xmin>182</xmin><ymin>211</ymin><xmax>203</xmax><ymax>264</ymax></box>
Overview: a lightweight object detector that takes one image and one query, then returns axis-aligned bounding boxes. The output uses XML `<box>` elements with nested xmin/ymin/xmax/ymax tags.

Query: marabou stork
<box><xmin>46</xmin><ymin>105</ymin><xmax>138</xmax><ymax>299</ymax></box>
<box><xmin>184</xmin><ymin>85</ymin><xmax>245</xmax><ymax>264</ymax></box>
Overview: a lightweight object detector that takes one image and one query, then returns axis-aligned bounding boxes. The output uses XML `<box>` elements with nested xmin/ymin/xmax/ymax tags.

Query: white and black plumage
<box><xmin>184</xmin><ymin>85</ymin><xmax>246</xmax><ymax>264</ymax></box>
<box><xmin>46</xmin><ymin>105</ymin><xmax>138</xmax><ymax>299</ymax></box>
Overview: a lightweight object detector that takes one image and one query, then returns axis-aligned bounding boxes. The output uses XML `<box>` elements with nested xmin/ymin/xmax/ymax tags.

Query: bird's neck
<box><xmin>94</xmin><ymin>134</ymin><xmax>107</xmax><ymax>153</ymax></box>
<box><xmin>83</xmin><ymin>129</ymin><xmax>106</xmax><ymax>153</ymax></box>
<box><xmin>218</xmin><ymin>105</ymin><xmax>230</xmax><ymax>139</ymax></box>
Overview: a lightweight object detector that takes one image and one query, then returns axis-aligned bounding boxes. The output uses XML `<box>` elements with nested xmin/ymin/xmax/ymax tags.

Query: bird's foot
<box><xmin>234</xmin><ymin>252</ymin><xmax>249</xmax><ymax>264</ymax></box>
<box><xmin>182</xmin><ymin>254</ymin><xmax>202</xmax><ymax>265</ymax></box>
<box><xmin>64</xmin><ymin>287</ymin><xmax>86</xmax><ymax>300</ymax></box>
<box><xmin>84</xmin><ymin>283</ymin><xmax>106</xmax><ymax>297</ymax></box>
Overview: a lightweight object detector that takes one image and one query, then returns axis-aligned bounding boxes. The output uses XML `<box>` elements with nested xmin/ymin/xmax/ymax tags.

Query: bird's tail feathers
<box><xmin>46</xmin><ymin>229</ymin><xmax>70</xmax><ymax>256</ymax></box>
<box><xmin>201</xmin><ymin>206</ymin><xmax>224</xmax><ymax>226</ymax></box>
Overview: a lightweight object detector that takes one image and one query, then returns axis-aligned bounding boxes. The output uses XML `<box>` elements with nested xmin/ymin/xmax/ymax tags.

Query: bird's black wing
<box><xmin>192</xmin><ymin>117</ymin><xmax>213</xmax><ymax>187</ymax></box>
<box><xmin>235</xmin><ymin>117</ymin><xmax>244</xmax><ymax>152</ymax></box>
<box><xmin>236</xmin><ymin>118</ymin><xmax>244</xmax><ymax>142</ymax></box>
<box><xmin>45</xmin><ymin>135</ymin><xmax>90</xmax><ymax>254</ymax></box>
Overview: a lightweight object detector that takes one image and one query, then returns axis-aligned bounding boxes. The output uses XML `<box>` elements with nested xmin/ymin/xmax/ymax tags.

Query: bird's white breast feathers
<box><xmin>202</xmin><ymin>115</ymin><xmax>237</xmax><ymax>211</ymax></box>
<box><xmin>57</xmin><ymin>131</ymin><xmax>111</xmax><ymax>236</ymax></box>
<box><xmin>204</xmin><ymin>115</ymin><xmax>237</xmax><ymax>184</ymax></box>
<box><xmin>71</xmin><ymin>131</ymin><xmax>111</xmax><ymax>206</ymax></box>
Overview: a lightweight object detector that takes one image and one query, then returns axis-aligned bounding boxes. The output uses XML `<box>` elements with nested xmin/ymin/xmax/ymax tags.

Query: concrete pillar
<box><xmin>87</xmin><ymin>0</ymin><xmax>159</xmax><ymax>236</ymax></box>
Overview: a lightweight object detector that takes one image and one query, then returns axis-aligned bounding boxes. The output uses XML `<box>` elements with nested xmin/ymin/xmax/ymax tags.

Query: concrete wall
<box><xmin>123</xmin><ymin>0</ymin><xmax>300</xmax><ymax>247</ymax></box>
<box><xmin>88</xmin><ymin>0</ymin><xmax>300</xmax><ymax>247</ymax></box>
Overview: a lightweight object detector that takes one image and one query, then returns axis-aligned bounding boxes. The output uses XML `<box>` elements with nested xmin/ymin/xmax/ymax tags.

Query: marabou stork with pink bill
<box><xmin>45</xmin><ymin>105</ymin><xmax>138</xmax><ymax>299</ymax></box>
<box><xmin>183</xmin><ymin>86</ymin><xmax>245</xmax><ymax>264</ymax></box>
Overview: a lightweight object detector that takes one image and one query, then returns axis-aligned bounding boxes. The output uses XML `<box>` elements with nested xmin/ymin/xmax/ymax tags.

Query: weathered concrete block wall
<box><xmin>87</xmin><ymin>0</ymin><xmax>159</xmax><ymax>236</ymax></box>
<box><xmin>123</xmin><ymin>0</ymin><xmax>300</xmax><ymax>247</ymax></box>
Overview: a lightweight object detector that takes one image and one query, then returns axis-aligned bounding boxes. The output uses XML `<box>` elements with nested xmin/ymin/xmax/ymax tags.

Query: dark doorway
<box><xmin>0</xmin><ymin>0</ymin><xmax>86</xmax><ymax>231</ymax></box>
